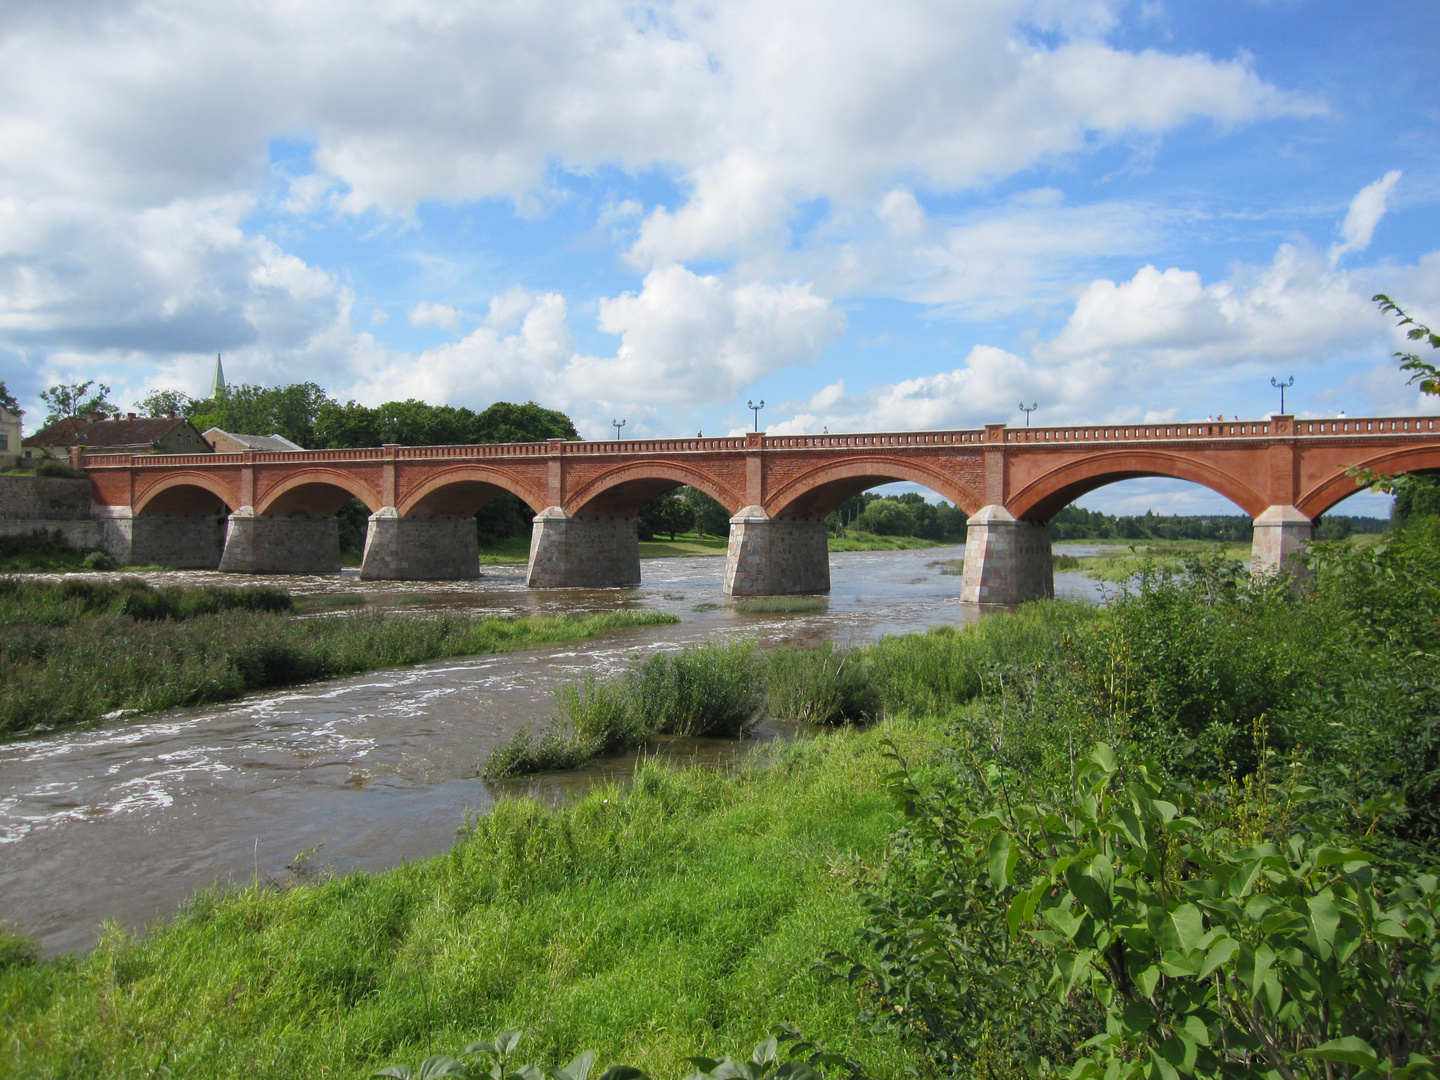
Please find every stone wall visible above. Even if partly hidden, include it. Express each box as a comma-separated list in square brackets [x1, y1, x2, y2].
[0, 475, 103, 549]
[723, 508, 830, 595]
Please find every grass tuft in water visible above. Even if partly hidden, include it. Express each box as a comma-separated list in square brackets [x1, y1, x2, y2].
[732, 596, 827, 614]
[485, 641, 764, 778]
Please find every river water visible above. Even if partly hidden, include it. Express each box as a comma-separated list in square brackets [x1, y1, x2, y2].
[0, 546, 1105, 955]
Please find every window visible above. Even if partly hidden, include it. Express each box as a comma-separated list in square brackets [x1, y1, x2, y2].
[0, 434, 7, 450]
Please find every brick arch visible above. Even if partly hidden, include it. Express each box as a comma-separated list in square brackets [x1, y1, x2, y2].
[399, 465, 549, 519]
[564, 460, 744, 519]
[763, 457, 983, 520]
[255, 469, 383, 517]
[134, 472, 238, 516]
[1007, 451, 1267, 521]
[1298, 445, 1440, 519]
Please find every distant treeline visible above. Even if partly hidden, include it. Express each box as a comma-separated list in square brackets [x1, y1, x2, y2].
[1051, 504, 1388, 543]
[827, 492, 968, 541]
[139, 382, 579, 451]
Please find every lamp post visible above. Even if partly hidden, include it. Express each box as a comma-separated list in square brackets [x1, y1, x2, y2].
[1019, 402, 1037, 427]
[748, 399, 765, 432]
[1270, 376, 1294, 415]
[612, 418, 626, 440]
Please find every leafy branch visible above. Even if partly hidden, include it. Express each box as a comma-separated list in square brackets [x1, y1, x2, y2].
[1374, 294, 1440, 397]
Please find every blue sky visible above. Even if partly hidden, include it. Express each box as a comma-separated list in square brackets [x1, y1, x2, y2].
[2, 0, 1436, 517]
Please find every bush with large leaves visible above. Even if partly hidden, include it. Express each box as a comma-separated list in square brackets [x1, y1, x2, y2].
[841, 741, 1440, 1079]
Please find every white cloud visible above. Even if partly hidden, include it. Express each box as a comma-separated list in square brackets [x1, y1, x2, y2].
[343, 267, 843, 434]
[408, 302, 464, 329]
[0, 1, 1318, 222]
[1331, 169, 1402, 264]
[570, 263, 845, 404]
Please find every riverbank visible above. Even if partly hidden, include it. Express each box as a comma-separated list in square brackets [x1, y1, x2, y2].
[3, 519, 1437, 1078]
[0, 718, 937, 1080]
[0, 579, 676, 737]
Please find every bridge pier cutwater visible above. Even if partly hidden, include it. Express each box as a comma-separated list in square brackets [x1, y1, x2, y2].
[1250, 505, 1314, 576]
[526, 507, 642, 588]
[359, 508, 480, 581]
[723, 507, 830, 596]
[73, 416, 1439, 593]
[218, 507, 342, 575]
[959, 505, 1055, 604]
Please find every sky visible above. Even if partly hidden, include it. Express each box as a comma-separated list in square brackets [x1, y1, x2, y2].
[1, 0, 1437, 517]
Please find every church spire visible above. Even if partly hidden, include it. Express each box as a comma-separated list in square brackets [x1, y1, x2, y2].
[211, 353, 226, 398]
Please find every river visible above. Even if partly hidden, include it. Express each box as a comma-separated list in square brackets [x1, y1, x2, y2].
[0, 546, 1105, 955]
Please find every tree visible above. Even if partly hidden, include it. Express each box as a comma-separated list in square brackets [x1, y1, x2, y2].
[1352, 297, 1440, 516]
[314, 399, 383, 449]
[135, 388, 200, 417]
[679, 486, 731, 537]
[854, 498, 916, 536]
[190, 382, 329, 448]
[0, 380, 21, 417]
[39, 380, 118, 425]
[473, 401, 579, 443]
[638, 492, 693, 540]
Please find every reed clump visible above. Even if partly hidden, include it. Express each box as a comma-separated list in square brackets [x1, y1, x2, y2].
[764, 642, 878, 724]
[485, 641, 763, 778]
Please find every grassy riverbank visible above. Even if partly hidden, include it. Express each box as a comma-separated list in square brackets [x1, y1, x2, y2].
[0, 579, 675, 737]
[0, 720, 935, 1080]
[4, 520, 1437, 1079]
[827, 530, 946, 552]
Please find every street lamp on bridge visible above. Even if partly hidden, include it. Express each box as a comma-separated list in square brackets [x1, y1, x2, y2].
[748, 399, 765, 432]
[612, 418, 626, 440]
[1019, 402, 1038, 427]
[1270, 376, 1294, 415]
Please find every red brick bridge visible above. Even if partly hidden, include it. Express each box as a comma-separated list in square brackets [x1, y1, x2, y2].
[79, 414, 1440, 602]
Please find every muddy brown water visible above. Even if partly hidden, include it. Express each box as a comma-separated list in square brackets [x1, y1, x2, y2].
[0, 547, 1106, 955]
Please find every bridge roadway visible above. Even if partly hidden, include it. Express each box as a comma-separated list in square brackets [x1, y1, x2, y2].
[77, 415, 1440, 603]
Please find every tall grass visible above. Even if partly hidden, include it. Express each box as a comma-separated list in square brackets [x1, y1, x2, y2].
[0, 576, 293, 628]
[0, 604, 677, 737]
[864, 600, 1096, 717]
[0, 530, 107, 572]
[764, 643, 878, 724]
[0, 721, 936, 1080]
[628, 640, 761, 737]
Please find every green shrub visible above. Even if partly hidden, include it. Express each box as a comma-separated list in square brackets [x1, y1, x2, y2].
[764, 643, 877, 724]
[81, 550, 118, 570]
[628, 640, 762, 737]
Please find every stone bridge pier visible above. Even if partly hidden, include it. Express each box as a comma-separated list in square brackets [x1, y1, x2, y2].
[525, 507, 642, 588]
[219, 507, 342, 574]
[723, 508, 830, 596]
[95, 506, 227, 569]
[359, 509, 479, 581]
[1250, 505, 1313, 576]
[959, 505, 1054, 605]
